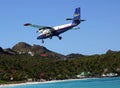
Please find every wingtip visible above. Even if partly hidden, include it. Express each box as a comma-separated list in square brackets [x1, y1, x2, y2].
[24, 23, 31, 26]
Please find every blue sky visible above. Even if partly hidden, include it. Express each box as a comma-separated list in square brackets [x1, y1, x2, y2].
[0, 0, 120, 55]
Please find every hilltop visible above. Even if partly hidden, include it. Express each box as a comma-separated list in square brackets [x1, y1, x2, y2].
[0, 42, 87, 60]
[0, 42, 65, 59]
[0, 42, 120, 60]
[0, 42, 119, 60]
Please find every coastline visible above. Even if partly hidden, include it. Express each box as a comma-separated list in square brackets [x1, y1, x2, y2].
[0, 77, 119, 88]
[0, 78, 90, 88]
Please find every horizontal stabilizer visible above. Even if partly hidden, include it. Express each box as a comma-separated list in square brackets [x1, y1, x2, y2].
[24, 23, 32, 26]
[66, 18, 73, 20]
[80, 19, 86, 22]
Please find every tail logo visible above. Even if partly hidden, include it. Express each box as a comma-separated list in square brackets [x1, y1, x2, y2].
[74, 14, 80, 17]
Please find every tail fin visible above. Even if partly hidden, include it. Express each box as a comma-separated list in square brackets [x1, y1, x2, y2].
[72, 7, 80, 24]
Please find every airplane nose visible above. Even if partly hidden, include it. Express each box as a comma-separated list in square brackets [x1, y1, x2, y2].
[37, 35, 45, 40]
[37, 36, 41, 39]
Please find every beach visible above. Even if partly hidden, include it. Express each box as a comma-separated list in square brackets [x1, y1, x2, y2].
[1, 77, 120, 88]
[0, 78, 88, 88]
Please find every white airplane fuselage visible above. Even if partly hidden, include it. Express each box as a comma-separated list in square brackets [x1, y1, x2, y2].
[37, 23, 77, 39]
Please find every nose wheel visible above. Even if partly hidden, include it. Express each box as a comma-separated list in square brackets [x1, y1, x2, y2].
[49, 36, 52, 39]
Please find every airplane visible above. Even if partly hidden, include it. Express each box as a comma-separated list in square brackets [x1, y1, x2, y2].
[24, 7, 85, 43]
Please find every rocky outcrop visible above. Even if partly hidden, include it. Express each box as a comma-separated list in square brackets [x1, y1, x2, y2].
[12, 42, 65, 59]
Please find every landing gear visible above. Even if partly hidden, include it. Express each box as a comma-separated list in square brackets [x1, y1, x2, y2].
[49, 36, 52, 39]
[41, 39, 44, 43]
[57, 36, 62, 40]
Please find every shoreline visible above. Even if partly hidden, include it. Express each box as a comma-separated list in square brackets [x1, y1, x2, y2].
[0, 77, 119, 88]
[0, 78, 90, 88]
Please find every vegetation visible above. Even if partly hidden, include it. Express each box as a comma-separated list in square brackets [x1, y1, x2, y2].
[0, 51, 120, 84]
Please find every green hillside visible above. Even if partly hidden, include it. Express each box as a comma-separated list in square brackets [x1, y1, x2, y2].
[0, 49, 120, 84]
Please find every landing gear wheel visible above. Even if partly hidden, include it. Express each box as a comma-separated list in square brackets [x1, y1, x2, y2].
[41, 39, 44, 43]
[50, 36, 52, 39]
[59, 36, 62, 40]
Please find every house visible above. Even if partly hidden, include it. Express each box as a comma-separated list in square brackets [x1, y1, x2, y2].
[101, 73, 118, 77]
[28, 51, 34, 56]
[40, 54, 47, 57]
[77, 72, 91, 78]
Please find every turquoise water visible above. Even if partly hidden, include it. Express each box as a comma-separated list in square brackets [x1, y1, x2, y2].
[7, 77, 120, 88]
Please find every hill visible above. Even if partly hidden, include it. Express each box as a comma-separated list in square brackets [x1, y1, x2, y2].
[0, 47, 4, 54]
[0, 42, 65, 59]
[66, 53, 85, 59]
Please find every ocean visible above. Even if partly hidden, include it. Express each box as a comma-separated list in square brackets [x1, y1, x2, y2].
[5, 77, 120, 88]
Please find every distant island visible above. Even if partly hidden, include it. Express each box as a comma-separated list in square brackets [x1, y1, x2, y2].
[0, 42, 120, 84]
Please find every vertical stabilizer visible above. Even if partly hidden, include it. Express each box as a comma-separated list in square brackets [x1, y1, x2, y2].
[72, 7, 80, 24]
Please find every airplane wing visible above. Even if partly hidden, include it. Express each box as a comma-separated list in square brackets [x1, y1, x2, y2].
[24, 23, 53, 30]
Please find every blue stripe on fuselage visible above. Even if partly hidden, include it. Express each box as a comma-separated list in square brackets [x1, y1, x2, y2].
[55, 24, 76, 35]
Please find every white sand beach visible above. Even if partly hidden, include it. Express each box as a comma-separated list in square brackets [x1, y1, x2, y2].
[0, 78, 89, 88]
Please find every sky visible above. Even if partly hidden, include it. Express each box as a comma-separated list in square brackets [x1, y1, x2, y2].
[0, 0, 120, 55]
